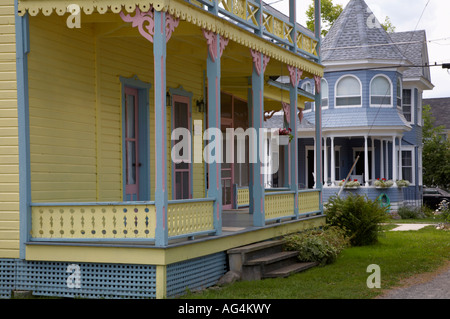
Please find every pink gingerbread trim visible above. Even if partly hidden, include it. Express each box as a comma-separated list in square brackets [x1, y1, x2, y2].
[202, 29, 229, 62]
[250, 49, 270, 76]
[314, 75, 322, 94]
[287, 65, 303, 88]
[120, 7, 179, 43]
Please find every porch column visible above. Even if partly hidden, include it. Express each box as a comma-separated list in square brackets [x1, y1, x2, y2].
[385, 139, 389, 179]
[249, 50, 268, 227]
[364, 135, 369, 186]
[371, 137, 375, 184]
[398, 138, 403, 180]
[204, 30, 227, 235]
[392, 136, 398, 182]
[380, 139, 384, 179]
[288, 65, 301, 217]
[323, 137, 328, 187]
[154, 10, 169, 246]
[330, 136, 335, 186]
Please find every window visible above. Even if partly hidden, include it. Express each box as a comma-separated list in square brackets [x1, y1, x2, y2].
[302, 81, 313, 111]
[402, 89, 412, 122]
[321, 79, 329, 108]
[397, 79, 402, 108]
[401, 150, 413, 183]
[370, 75, 392, 106]
[336, 76, 361, 107]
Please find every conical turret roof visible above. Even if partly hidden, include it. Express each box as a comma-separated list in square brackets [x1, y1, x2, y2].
[322, 0, 411, 66]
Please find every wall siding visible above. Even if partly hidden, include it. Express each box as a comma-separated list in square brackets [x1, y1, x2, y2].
[27, 15, 206, 203]
[28, 15, 97, 202]
[0, 0, 19, 258]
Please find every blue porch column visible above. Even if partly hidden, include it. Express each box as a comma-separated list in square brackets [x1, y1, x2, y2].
[289, 67, 300, 218]
[154, 10, 169, 246]
[205, 31, 223, 236]
[249, 50, 267, 227]
[314, 0, 323, 212]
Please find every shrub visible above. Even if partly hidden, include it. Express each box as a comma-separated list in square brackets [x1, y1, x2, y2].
[324, 194, 389, 246]
[284, 227, 349, 266]
[397, 206, 425, 219]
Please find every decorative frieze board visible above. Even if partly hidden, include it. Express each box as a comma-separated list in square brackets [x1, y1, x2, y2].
[18, 0, 324, 77]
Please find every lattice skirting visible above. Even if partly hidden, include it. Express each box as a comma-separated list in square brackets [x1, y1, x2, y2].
[0, 252, 228, 299]
[166, 252, 228, 297]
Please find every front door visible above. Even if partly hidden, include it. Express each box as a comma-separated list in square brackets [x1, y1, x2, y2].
[221, 121, 234, 209]
[173, 95, 191, 199]
[124, 87, 140, 200]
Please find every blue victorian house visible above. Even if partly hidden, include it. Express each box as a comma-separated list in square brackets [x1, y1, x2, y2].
[267, 0, 433, 212]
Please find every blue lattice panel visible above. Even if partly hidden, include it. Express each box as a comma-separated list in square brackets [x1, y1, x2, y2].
[166, 252, 227, 298]
[0, 259, 156, 299]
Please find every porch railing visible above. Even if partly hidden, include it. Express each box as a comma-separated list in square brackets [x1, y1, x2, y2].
[30, 198, 216, 243]
[264, 191, 296, 222]
[185, 0, 320, 61]
[233, 185, 322, 221]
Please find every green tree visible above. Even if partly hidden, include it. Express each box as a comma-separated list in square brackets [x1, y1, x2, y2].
[422, 104, 450, 189]
[382, 16, 396, 33]
[306, 0, 343, 37]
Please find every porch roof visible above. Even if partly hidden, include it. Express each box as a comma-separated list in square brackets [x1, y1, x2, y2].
[18, 0, 324, 78]
[303, 107, 412, 130]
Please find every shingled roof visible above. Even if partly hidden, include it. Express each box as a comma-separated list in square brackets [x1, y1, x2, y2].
[390, 30, 432, 82]
[322, 0, 411, 65]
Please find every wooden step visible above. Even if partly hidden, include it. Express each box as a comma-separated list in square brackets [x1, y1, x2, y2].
[245, 251, 299, 266]
[263, 262, 319, 279]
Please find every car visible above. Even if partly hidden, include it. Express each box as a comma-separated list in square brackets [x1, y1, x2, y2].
[423, 187, 450, 209]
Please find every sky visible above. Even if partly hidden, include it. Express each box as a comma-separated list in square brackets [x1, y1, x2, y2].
[270, 0, 450, 99]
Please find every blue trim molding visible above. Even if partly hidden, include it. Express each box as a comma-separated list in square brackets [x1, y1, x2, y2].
[15, 0, 31, 259]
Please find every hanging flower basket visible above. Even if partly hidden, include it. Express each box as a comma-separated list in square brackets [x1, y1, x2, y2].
[278, 128, 293, 145]
[374, 178, 394, 188]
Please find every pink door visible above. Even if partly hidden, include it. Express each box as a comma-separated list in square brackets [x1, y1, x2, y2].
[221, 121, 234, 209]
[172, 96, 191, 200]
[125, 87, 139, 200]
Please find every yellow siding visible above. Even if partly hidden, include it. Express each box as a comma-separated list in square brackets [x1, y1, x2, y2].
[28, 15, 97, 202]
[0, 0, 19, 258]
[28, 14, 206, 203]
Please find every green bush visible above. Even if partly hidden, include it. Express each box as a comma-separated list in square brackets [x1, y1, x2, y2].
[324, 194, 389, 246]
[284, 227, 349, 266]
[397, 206, 426, 219]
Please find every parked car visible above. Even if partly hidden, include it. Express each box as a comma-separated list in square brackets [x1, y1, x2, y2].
[423, 187, 450, 209]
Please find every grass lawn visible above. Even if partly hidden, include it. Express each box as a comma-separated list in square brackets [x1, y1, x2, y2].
[182, 224, 449, 299]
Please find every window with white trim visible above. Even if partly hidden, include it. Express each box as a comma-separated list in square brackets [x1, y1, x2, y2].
[302, 81, 313, 111]
[321, 79, 329, 108]
[370, 75, 392, 106]
[401, 148, 414, 184]
[397, 78, 402, 108]
[402, 89, 412, 122]
[336, 76, 361, 107]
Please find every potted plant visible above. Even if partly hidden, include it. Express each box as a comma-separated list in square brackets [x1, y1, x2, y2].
[278, 127, 293, 145]
[396, 179, 410, 188]
[338, 179, 360, 189]
[374, 178, 394, 188]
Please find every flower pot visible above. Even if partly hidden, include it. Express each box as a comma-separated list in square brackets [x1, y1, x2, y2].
[279, 135, 290, 145]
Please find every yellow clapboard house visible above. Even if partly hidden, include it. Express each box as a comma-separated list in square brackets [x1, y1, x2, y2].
[0, 0, 324, 298]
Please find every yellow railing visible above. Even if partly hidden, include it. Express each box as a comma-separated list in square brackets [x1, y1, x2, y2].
[264, 191, 295, 221]
[298, 190, 320, 215]
[31, 202, 157, 240]
[167, 199, 215, 238]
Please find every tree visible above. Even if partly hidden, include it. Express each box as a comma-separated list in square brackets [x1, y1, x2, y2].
[306, 0, 343, 37]
[306, 0, 396, 36]
[422, 104, 450, 189]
